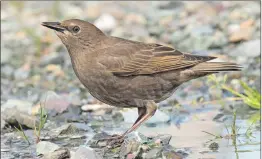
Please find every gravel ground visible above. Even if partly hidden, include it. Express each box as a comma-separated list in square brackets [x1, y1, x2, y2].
[1, 1, 260, 159]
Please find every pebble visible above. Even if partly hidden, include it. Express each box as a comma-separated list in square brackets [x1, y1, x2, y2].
[40, 91, 71, 113]
[144, 147, 163, 159]
[1, 99, 33, 114]
[1, 47, 12, 64]
[40, 52, 64, 67]
[36, 141, 60, 156]
[94, 13, 117, 32]
[125, 13, 147, 25]
[40, 148, 70, 159]
[2, 108, 39, 129]
[229, 39, 260, 57]
[71, 146, 102, 159]
[81, 104, 112, 112]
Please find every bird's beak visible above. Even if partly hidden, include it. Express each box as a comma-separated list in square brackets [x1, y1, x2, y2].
[41, 22, 65, 32]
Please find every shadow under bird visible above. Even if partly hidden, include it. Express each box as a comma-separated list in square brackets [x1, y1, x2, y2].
[42, 19, 241, 145]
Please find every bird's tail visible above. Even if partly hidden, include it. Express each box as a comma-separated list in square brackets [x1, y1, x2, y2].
[191, 62, 242, 73]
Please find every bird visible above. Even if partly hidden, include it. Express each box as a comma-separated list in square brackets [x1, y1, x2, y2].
[42, 19, 241, 145]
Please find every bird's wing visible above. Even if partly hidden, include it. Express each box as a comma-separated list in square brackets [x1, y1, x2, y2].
[97, 42, 216, 76]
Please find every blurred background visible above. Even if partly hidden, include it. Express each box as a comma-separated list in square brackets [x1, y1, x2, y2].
[1, 1, 261, 159]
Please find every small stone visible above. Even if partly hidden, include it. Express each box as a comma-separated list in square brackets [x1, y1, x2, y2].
[40, 91, 70, 113]
[1, 65, 14, 77]
[87, 132, 111, 148]
[229, 27, 253, 42]
[71, 146, 101, 159]
[45, 64, 64, 77]
[145, 147, 163, 159]
[14, 65, 30, 80]
[112, 112, 124, 123]
[1, 47, 12, 64]
[42, 123, 85, 140]
[40, 52, 64, 67]
[86, 4, 102, 20]
[1, 117, 6, 129]
[81, 104, 112, 112]
[209, 142, 219, 151]
[41, 148, 70, 159]
[229, 39, 260, 57]
[94, 13, 117, 32]
[1, 99, 33, 114]
[126, 153, 136, 159]
[125, 13, 147, 25]
[37, 141, 60, 156]
[152, 134, 172, 145]
[191, 25, 214, 36]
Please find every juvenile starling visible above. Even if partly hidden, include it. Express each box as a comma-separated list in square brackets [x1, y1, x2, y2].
[42, 19, 241, 144]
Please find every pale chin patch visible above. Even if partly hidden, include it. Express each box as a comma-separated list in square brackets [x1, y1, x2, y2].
[55, 31, 69, 40]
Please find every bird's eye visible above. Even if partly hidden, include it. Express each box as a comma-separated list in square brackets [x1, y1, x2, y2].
[72, 26, 80, 33]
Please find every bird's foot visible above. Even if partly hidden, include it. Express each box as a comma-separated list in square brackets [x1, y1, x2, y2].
[97, 134, 125, 148]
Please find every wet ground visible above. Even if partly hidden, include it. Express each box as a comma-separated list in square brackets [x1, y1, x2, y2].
[1, 1, 261, 159]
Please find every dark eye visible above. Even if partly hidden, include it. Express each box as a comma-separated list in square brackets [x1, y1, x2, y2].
[72, 26, 80, 33]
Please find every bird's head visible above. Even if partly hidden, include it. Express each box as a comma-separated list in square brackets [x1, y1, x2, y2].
[42, 19, 105, 50]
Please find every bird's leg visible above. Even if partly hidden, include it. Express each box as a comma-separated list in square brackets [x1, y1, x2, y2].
[97, 107, 147, 141]
[121, 100, 157, 137]
[96, 101, 157, 148]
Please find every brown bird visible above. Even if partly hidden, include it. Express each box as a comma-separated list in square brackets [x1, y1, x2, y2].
[42, 19, 241, 144]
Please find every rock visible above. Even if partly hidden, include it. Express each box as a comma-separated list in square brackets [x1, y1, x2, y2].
[68, 93, 82, 106]
[191, 25, 214, 36]
[94, 13, 117, 32]
[227, 24, 240, 35]
[229, 39, 260, 57]
[162, 150, 183, 159]
[178, 35, 214, 51]
[151, 134, 172, 146]
[2, 108, 39, 129]
[127, 25, 149, 38]
[144, 147, 163, 159]
[110, 27, 126, 37]
[119, 135, 141, 158]
[121, 109, 170, 125]
[86, 4, 102, 20]
[171, 30, 189, 45]
[40, 52, 64, 67]
[71, 146, 102, 159]
[125, 13, 147, 25]
[209, 142, 219, 151]
[112, 112, 124, 123]
[148, 26, 164, 37]
[36, 141, 60, 156]
[45, 64, 65, 77]
[63, 5, 83, 18]
[157, 1, 184, 10]
[210, 31, 228, 48]
[1, 47, 12, 64]
[40, 148, 70, 159]
[41, 123, 86, 140]
[1, 117, 6, 129]
[81, 104, 112, 112]
[1, 99, 33, 114]
[1, 65, 14, 77]
[40, 91, 70, 113]
[87, 132, 111, 148]
[229, 27, 253, 42]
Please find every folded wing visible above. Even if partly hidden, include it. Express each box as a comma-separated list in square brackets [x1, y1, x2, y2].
[98, 42, 216, 76]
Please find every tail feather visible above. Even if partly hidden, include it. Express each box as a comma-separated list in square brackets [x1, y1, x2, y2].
[191, 62, 242, 73]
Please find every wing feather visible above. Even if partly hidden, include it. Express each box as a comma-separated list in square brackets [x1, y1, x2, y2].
[97, 42, 216, 76]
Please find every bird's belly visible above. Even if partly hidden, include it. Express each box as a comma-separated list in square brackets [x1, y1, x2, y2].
[81, 72, 176, 107]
